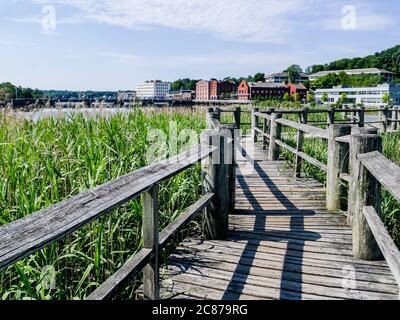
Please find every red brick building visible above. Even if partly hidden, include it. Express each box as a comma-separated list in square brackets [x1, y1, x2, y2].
[196, 79, 237, 100]
[237, 81, 289, 100]
[287, 83, 307, 101]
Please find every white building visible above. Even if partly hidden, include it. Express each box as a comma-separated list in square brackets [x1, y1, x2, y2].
[315, 84, 400, 106]
[117, 90, 136, 101]
[309, 68, 395, 83]
[136, 80, 171, 99]
[265, 72, 309, 84]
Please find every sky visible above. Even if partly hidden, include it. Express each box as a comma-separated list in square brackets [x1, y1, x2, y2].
[0, 0, 399, 91]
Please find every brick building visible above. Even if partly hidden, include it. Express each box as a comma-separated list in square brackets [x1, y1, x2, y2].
[196, 79, 237, 100]
[287, 83, 308, 101]
[237, 81, 289, 100]
[195, 80, 210, 101]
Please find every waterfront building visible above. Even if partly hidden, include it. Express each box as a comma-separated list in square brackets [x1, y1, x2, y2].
[136, 80, 171, 99]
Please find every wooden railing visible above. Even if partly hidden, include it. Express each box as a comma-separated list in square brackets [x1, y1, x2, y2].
[250, 105, 400, 296]
[0, 111, 239, 300]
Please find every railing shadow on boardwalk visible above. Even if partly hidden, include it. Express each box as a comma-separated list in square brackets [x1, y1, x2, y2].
[220, 144, 321, 299]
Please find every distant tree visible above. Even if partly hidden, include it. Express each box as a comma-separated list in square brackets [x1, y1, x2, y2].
[283, 92, 290, 102]
[253, 73, 265, 82]
[171, 79, 184, 91]
[285, 65, 303, 83]
[306, 92, 315, 103]
[338, 93, 348, 105]
[382, 92, 391, 105]
[321, 92, 328, 104]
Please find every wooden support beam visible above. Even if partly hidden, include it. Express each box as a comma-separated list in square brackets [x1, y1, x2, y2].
[142, 185, 159, 300]
[294, 107, 308, 177]
[326, 125, 351, 211]
[234, 107, 241, 130]
[349, 134, 383, 261]
[268, 113, 282, 161]
[251, 107, 260, 143]
[356, 106, 365, 127]
[202, 131, 229, 240]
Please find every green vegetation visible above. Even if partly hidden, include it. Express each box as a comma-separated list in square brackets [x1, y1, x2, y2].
[307, 44, 400, 75]
[0, 108, 205, 300]
[285, 64, 303, 83]
[171, 78, 199, 91]
[311, 72, 387, 89]
[0, 83, 43, 101]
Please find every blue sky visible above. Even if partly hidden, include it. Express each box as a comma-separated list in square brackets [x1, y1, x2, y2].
[0, 0, 398, 91]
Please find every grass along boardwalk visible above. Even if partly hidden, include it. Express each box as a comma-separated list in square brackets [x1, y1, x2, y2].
[1, 106, 400, 300]
[159, 137, 399, 300]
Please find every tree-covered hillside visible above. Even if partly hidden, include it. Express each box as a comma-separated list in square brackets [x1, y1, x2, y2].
[307, 45, 400, 75]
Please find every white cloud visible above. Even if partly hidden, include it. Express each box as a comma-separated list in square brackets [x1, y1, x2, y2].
[29, 0, 311, 43]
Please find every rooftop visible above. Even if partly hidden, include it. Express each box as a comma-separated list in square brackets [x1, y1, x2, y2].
[310, 68, 395, 77]
[266, 72, 309, 78]
[248, 82, 288, 88]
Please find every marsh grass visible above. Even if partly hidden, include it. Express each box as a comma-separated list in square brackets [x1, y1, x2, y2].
[0, 108, 205, 300]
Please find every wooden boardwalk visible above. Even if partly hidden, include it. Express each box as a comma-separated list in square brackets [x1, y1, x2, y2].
[160, 137, 399, 300]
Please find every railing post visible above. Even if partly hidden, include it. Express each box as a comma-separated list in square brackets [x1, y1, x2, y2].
[142, 185, 159, 300]
[294, 107, 308, 177]
[268, 113, 282, 161]
[202, 131, 229, 240]
[396, 106, 400, 131]
[223, 125, 236, 216]
[234, 107, 241, 130]
[326, 125, 351, 211]
[381, 106, 389, 133]
[327, 106, 335, 125]
[389, 107, 396, 131]
[262, 116, 268, 150]
[349, 134, 383, 260]
[206, 107, 214, 130]
[356, 106, 365, 127]
[251, 107, 259, 142]
[213, 107, 221, 122]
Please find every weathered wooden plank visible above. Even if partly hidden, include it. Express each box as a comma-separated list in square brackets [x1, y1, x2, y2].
[350, 135, 382, 260]
[275, 118, 329, 139]
[159, 193, 214, 246]
[363, 206, 400, 287]
[169, 251, 398, 295]
[86, 248, 153, 300]
[142, 185, 160, 300]
[358, 151, 400, 203]
[181, 239, 394, 276]
[274, 139, 327, 172]
[0, 144, 215, 271]
[86, 193, 214, 300]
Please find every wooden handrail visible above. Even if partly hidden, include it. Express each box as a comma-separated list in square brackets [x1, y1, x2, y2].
[275, 118, 329, 139]
[0, 144, 216, 271]
[363, 206, 400, 288]
[86, 192, 215, 300]
[358, 151, 400, 203]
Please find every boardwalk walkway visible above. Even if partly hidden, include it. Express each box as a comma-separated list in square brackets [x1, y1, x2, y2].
[159, 137, 399, 300]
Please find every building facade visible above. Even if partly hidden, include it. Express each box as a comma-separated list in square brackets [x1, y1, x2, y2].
[169, 90, 195, 101]
[136, 80, 171, 99]
[237, 81, 289, 100]
[195, 80, 210, 101]
[117, 91, 136, 101]
[287, 83, 307, 101]
[315, 84, 400, 106]
[265, 72, 309, 84]
[309, 68, 396, 83]
[196, 80, 237, 100]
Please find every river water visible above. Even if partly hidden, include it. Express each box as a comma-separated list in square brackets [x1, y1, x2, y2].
[6, 108, 135, 122]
